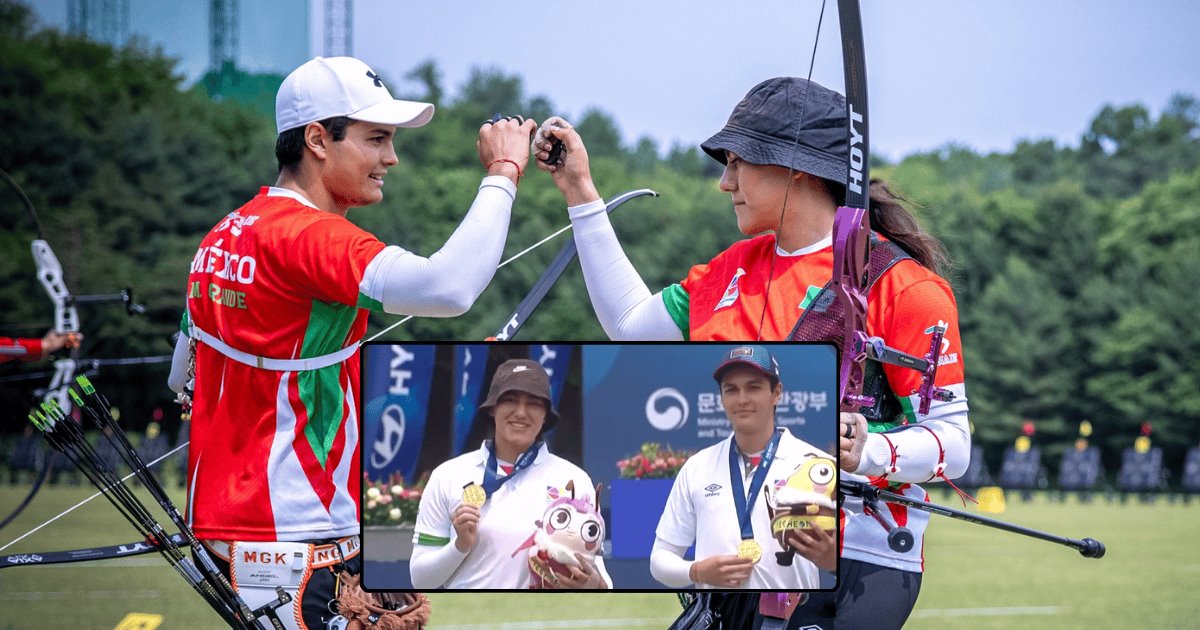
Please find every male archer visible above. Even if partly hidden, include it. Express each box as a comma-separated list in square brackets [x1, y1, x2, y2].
[650, 345, 837, 591]
[167, 55, 536, 628]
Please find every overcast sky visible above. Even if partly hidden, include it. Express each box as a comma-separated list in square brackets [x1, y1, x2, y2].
[28, 0, 1200, 161]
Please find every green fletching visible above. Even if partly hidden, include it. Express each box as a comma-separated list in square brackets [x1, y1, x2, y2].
[28, 413, 43, 430]
[77, 374, 95, 394]
[69, 389, 85, 406]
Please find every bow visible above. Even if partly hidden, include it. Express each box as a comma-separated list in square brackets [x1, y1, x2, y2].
[824, 0, 952, 416]
[30, 239, 81, 411]
[829, 0, 872, 413]
[0, 167, 81, 531]
[816, 1, 1100, 564]
[0, 167, 151, 533]
[757, 2, 867, 619]
[0, 167, 82, 411]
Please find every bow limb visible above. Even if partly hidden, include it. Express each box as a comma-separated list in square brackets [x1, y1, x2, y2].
[832, 0, 873, 412]
[0, 167, 83, 532]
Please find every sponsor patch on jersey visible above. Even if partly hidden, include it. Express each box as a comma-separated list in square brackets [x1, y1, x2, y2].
[714, 268, 746, 311]
[704, 483, 722, 497]
[797, 285, 827, 311]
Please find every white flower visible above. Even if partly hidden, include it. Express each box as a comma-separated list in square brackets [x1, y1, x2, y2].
[367, 487, 381, 499]
[367, 500, 377, 509]
[389, 508, 401, 521]
[391, 485, 404, 495]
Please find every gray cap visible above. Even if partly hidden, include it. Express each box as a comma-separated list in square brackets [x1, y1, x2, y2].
[701, 77, 848, 186]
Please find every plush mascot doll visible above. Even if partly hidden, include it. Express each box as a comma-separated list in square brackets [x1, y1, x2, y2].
[511, 480, 605, 588]
[765, 456, 838, 566]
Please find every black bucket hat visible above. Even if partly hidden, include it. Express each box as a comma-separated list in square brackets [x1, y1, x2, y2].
[478, 359, 560, 432]
[701, 77, 849, 186]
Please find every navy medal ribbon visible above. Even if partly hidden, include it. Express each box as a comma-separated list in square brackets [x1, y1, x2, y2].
[481, 440, 541, 497]
[728, 428, 781, 540]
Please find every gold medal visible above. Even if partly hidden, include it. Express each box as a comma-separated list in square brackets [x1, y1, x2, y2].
[737, 539, 762, 564]
[461, 482, 487, 507]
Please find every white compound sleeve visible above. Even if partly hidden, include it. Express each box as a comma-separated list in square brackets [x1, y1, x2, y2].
[567, 199, 683, 341]
[359, 176, 515, 317]
[649, 538, 695, 588]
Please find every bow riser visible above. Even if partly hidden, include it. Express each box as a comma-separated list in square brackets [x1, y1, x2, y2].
[831, 205, 873, 411]
[32, 239, 81, 412]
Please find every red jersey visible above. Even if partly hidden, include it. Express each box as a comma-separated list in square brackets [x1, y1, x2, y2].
[662, 233, 965, 413]
[184, 187, 386, 542]
[661, 233, 968, 572]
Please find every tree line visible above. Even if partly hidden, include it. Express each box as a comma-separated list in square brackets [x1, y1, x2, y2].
[1, 0, 1197, 482]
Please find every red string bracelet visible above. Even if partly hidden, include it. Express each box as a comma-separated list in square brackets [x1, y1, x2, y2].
[486, 158, 523, 182]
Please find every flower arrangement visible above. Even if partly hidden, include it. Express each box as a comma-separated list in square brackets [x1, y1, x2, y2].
[616, 442, 695, 479]
[362, 471, 426, 526]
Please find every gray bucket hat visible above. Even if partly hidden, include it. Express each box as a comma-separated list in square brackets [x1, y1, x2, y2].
[701, 77, 849, 186]
[478, 359, 560, 432]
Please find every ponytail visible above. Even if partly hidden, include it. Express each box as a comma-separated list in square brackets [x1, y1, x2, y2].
[825, 178, 949, 275]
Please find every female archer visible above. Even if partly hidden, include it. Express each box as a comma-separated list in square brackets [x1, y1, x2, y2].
[409, 359, 612, 590]
[535, 77, 971, 629]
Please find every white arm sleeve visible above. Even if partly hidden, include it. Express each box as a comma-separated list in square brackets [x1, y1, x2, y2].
[166, 332, 190, 394]
[408, 537, 470, 589]
[568, 199, 683, 341]
[408, 466, 471, 588]
[360, 176, 516, 317]
[650, 538, 694, 588]
[854, 384, 971, 481]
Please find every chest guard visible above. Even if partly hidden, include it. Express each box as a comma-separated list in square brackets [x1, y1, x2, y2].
[787, 234, 911, 424]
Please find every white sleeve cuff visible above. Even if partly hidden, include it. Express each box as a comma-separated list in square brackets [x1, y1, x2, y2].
[408, 536, 470, 589]
[479, 175, 517, 202]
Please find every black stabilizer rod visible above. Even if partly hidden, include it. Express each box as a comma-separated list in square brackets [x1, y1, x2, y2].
[840, 480, 1105, 559]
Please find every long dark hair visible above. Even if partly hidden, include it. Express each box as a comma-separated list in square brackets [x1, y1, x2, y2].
[826, 178, 949, 275]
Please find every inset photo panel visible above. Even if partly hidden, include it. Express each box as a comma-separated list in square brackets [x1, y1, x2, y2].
[359, 341, 838, 592]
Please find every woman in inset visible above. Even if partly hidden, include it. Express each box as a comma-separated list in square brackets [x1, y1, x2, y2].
[534, 77, 970, 628]
[409, 358, 612, 590]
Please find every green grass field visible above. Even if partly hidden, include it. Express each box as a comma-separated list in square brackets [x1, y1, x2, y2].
[1, 485, 1196, 629]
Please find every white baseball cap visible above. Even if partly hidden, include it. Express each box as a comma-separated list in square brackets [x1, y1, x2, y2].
[275, 56, 435, 134]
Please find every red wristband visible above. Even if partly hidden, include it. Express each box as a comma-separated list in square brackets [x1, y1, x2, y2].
[486, 158, 523, 182]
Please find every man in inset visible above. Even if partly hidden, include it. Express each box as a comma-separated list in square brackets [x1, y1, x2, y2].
[651, 345, 837, 597]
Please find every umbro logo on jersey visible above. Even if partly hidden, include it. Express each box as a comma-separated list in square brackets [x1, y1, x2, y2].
[714, 268, 746, 311]
[704, 483, 722, 497]
[366, 70, 384, 87]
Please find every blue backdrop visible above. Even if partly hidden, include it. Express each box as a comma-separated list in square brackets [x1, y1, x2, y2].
[362, 344, 437, 484]
[582, 343, 838, 485]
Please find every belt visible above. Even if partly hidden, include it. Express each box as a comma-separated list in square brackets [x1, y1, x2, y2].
[202, 535, 361, 569]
